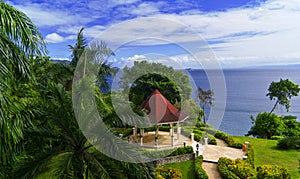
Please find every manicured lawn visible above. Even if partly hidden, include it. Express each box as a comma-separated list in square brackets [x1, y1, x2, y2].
[164, 160, 196, 179]
[233, 136, 300, 178]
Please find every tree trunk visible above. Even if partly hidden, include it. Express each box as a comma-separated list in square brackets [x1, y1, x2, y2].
[202, 106, 206, 124]
[270, 100, 279, 113]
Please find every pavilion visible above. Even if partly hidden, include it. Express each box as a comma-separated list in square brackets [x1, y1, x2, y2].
[132, 89, 189, 148]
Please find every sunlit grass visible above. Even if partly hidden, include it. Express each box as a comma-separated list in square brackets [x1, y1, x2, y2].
[164, 160, 196, 179]
[233, 136, 299, 178]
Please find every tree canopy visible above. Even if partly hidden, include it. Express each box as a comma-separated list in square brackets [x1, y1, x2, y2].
[121, 61, 192, 106]
[0, 0, 46, 166]
[267, 79, 300, 113]
[247, 112, 285, 139]
[198, 87, 214, 124]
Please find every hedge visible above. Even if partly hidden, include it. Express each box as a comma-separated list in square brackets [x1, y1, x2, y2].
[277, 136, 300, 150]
[218, 158, 240, 179]
[181, 127, 217, 145]
[195, 156, 208, 179]
[168, 146, 194, 157]
[214, 131, 243, 149]
[143, 146, 194, 159]
[155, 166, 182, 179]
[245, 144, 255, 168]
[111, 128, 133, 137]
[256, 165, 290, 179]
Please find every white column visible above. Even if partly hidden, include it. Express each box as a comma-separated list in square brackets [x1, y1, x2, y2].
[140, 128, 144, 146]
[177, 122, 181, 140]
[155, 125, 159, 146]
[171, 123, 174, 146]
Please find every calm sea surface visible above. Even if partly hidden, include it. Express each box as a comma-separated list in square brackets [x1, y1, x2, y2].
[187, 68, 300, 136]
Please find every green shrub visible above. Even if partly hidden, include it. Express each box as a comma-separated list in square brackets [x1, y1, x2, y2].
[155, 166, 183, 179]
[111, 128, 132, 137]
[247, 112, 285, 139]
[168, 146, 194, 157]
[256, 165, 290, 179]
[270, 135, 284, 140]
[159, 125, 171, 132]
[228, 159, 254, 178]
[182, 127, 216, 145]
[218, 157, 255, 179]
[198, 127, 216, 135]
[218, 158, 240, 179]
[195, 156, 208, 179]
[277, 136, 300, 149]
[245, 144, 255, 168]
[214, 131, 243, 149]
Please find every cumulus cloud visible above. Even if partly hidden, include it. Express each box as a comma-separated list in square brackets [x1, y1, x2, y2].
[11, 0, 300, 67]
[97, 0, 300, 68]
[127, 54, 147, 61]
[131, 2, 160, 16]
[45, 33, 65, 43]
[45, 33, 75, 43]
[11, 3, 90, 27]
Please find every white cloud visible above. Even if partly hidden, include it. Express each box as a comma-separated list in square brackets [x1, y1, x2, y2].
[51, 57, 70, 61]
[131, 2, 160, 16]
[45, 33, 75, 43]
[45, 33, 65, 43]
[97, 0, 300, 68]
[127, 54, 146, 61]
[111, 0, 140, 6]
[12, 3, 90, 27]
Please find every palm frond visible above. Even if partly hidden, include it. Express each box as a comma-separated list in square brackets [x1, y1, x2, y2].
[0, 1, 46, 55]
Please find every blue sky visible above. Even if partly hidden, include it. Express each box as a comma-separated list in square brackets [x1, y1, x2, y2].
[6, 0, 300, 68]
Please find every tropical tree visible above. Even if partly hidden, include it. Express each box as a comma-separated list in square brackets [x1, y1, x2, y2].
[69, 28, 116, 91]
[0, 0, 46, 168]
[198, 87, 214, 124]
[121, 61, 192, 106]
[69, 27, 87, 68]
[14, 84, 151, 178]
[247, 112, 285, 139]
[267, 79, 300, 113]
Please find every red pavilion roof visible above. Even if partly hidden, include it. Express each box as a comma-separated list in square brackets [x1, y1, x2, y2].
[140, 89, 189, 124]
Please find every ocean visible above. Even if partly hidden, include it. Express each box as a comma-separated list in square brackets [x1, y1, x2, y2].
[187, 68, 300, 136]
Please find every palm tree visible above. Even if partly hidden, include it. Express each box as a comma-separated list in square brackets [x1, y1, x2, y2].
[0, 0, 46, 167]
[14, 83, 151, 178]
[69, 28, 116, 91]
[68, 27, 87, 68]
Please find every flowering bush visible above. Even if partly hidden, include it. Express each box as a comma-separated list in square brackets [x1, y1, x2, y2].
[155, 166, 182, 179]
[256, 165, 290, 179]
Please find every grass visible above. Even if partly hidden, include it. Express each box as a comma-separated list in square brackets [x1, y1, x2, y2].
[164, 160, 196, 179]
[233, 136, 300, 178]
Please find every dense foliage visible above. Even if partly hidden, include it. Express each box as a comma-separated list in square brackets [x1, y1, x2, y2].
[218, 157, 255, 179]
[247, 112, 285, 139]
[267, 79, 300, 113]
[195, 156, 208, 179]
[181, 126, 217, 145]
[256, 165, 290, 179]
[214, 131, 243, 149]
[277, 136, 300, 150]
[121, 61, 192, 105]
[247, 112, 300, 141]
[155, 166, 182, 179]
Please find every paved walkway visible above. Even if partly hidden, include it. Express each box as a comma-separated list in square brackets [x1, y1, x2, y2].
[200, 139, 243, 179]
[131, 131, 243, 178]
[202, 162, 222, 179]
